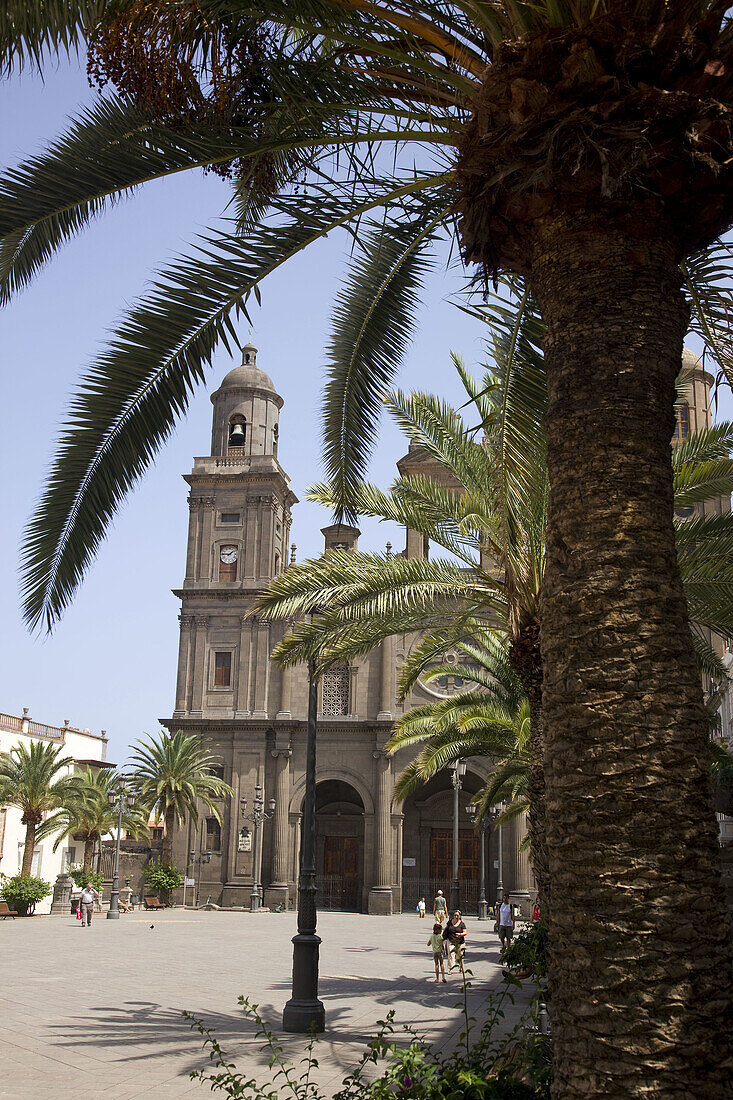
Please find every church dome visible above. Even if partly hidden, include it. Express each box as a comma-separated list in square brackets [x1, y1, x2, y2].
[681, 346, 703, 373]
[217, 343, 278, 395]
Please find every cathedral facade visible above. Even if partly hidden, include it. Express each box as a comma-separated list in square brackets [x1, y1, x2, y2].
[162, 344, 532, 914]
[163, 343, 730, 912]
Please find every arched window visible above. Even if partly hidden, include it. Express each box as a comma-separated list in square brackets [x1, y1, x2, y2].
[672, 403, 689, 440]
[228, 416, 246, 453]
[272, 423, 279, 456]
[321, 663, 350, 716]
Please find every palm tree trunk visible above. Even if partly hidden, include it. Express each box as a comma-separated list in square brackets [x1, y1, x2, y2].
[509, 623, 549, 916]
[83, 837, 95, 876]
[530, 211, 733, 1097]
[21, 820, 36, 877]
[162, 805, 176, 869]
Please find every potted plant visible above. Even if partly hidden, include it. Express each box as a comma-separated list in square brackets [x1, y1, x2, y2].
[0, 873, 52, 916]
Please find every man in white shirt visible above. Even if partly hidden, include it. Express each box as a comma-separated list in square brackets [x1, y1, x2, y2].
[79, 884, 99, 927]
[496, 892, 515, 951]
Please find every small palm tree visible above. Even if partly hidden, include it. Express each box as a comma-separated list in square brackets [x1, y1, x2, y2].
[0, 741, 78, 876]
[389, 631, 530, 815]
[129, 730, 232, 869]
[39, 766, 149, 875]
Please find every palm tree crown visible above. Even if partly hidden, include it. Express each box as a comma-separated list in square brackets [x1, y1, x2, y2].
[0, 740, 78, 876]
[129, 729, 232, 868]
[39, 766, 149, 874]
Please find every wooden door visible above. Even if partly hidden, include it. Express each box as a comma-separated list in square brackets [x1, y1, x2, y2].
[430, 830, 478, 884]
[323, 836, 360, 909]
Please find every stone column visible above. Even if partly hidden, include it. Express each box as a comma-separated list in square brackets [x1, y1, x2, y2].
[235, 615, 251, 718]
[50, 872, 73, 915]
[264, 746, 292, 910]
[197, 498, 215, 580]
[368, 749, 394, 914]
[173, 614, 194, 717]
[190, 615, 208, 716]
[243, 495, 259, 578]
[252, 621, 270, 718]
[511, 810, 533, 918]
[276, 632, 292, 719]
[186, 497, 201, 581]
[377, 636, 393, 720]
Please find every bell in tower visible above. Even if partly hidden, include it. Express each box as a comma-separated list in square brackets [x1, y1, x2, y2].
[209, 341, 284, 458]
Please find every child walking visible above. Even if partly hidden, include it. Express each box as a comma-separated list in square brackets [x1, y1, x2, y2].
[428, 922, 447, 982]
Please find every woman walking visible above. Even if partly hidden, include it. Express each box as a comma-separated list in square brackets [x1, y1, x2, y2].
[443, 910, 468, 971]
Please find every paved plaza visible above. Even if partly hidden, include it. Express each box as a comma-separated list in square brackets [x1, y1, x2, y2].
[0, 909, 534, 1099]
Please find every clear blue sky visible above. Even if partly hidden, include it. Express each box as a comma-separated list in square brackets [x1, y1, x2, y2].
[1, 58, 731, 768]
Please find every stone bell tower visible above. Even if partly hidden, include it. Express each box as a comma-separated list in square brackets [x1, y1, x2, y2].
[171, 343, 297, 721]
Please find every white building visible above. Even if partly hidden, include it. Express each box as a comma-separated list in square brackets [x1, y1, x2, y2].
[0, 710, 109, 913]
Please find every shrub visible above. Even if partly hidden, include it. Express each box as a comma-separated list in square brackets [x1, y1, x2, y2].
[502, 922, 548, 982]
[143, 859, 183, 894]
[69, 868, 103, 892]
[0, 873, 52, 915]
[185, 970, 550, 1098]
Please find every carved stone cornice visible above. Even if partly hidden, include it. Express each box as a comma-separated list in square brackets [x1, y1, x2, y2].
[179, 614, 194, 629]
[271, 747, 293, 759]
[195, 615, 209, 629]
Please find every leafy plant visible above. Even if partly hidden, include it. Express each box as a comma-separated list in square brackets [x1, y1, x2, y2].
[69, 868, 103, 892]
[502, 923, 548, 984]
[185, 972, 547, 1098]
[143, 859, 183, 894]
[0, 873, 52, 914]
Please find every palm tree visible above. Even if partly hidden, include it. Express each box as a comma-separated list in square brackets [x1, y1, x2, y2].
[129, 730, 232, 869]
[388, 631, 530, 815]
[257, 357, 733, 910]
[0, 741, 78, 876]
[3, 3, 733, 1092]
[38, 766, 149, 875]
[257, 342, 552, 899]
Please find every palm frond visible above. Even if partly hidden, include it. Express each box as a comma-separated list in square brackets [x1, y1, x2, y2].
[322, 198, 451, 520]
[0, 1, 103, 74]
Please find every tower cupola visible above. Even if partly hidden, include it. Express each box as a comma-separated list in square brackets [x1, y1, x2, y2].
[210, 342, 284, 457]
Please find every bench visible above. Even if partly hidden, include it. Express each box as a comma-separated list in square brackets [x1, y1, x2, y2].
[143, 896, 166, 910]
[0, 901, 18, 920]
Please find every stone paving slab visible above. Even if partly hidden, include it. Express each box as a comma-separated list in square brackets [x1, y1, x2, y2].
[0, 910, 535, 1099]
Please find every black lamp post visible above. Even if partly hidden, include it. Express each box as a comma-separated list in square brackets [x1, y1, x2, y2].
[283, 656, 325, 1033]
[241, 787, 276, 912]
[190, 846, 212, 908]
[467, 802, 491, 920]
[449, 759, 467, 913]
[106, 778, 135, 919]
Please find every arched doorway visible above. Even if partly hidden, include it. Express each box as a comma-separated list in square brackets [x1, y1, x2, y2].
[311, 780, 365, 911]
[400, 768, 485, 914]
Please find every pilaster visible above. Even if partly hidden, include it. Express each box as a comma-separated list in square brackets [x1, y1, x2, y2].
[190, 615, 209, 716]
[234, 615, 252, 718]
[368, 748, 394, 914]
[377, 636, 393, 720]
[173, 614, 194, 717]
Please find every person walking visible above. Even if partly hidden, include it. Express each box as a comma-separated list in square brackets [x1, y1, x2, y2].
[496, 892, 515, 952]
[417, 897, 426, 919]
[433, 890, 447, 925]
[428, 922, 447, 982]
[79, 883, 99, 927]
[443, 909, 468, 971]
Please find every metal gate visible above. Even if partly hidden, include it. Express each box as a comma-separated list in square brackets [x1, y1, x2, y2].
[316, 874, 359, 911]
[402, 877, 479, 916]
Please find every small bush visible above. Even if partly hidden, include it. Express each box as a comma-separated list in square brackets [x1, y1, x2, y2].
[185, 969, 550, 1098]
[69, 868, 103, 891]
[143, 859, 183, 894]
[0, 873, 52, 915]
[502, 922, 548, 981]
